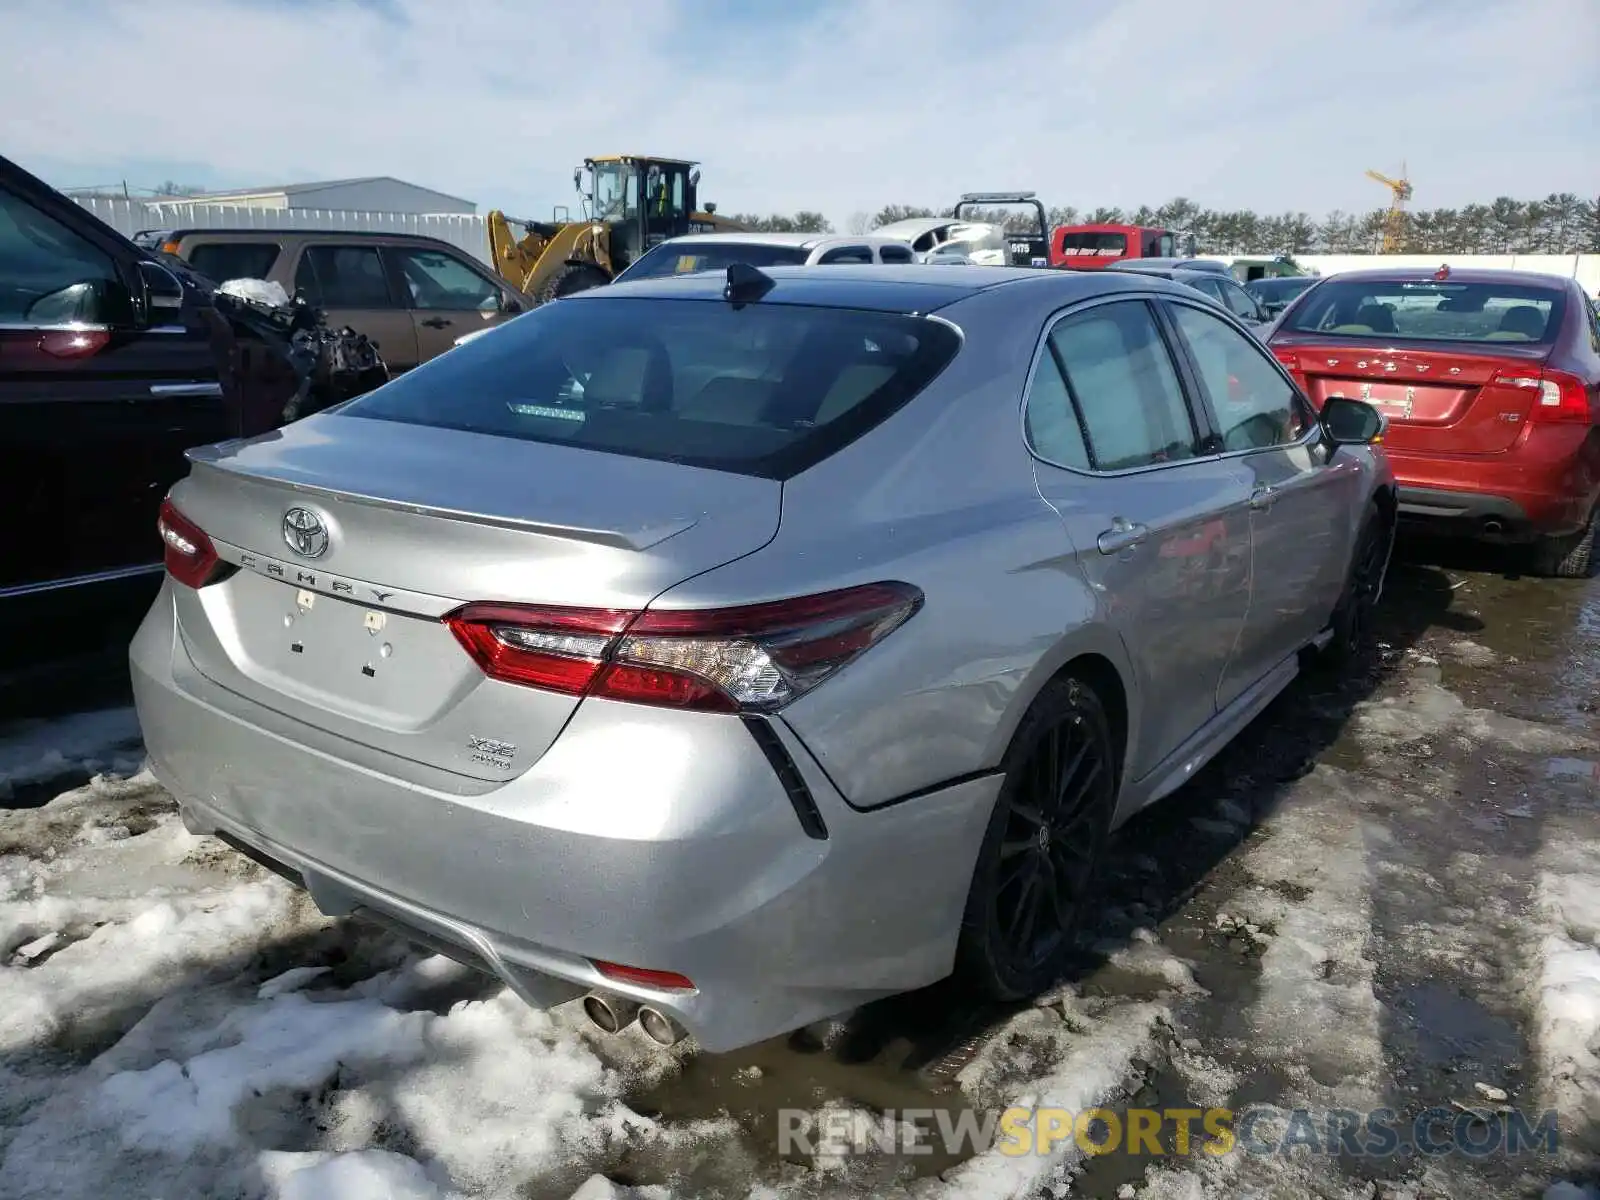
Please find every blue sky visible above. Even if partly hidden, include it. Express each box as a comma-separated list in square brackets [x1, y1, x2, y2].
[4, 0, 1596, 226]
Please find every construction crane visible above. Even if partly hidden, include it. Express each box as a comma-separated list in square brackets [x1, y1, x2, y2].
[1365, 164, 1413, 254]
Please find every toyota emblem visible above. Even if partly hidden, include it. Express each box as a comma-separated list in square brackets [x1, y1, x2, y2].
[282, 507, 329, 558]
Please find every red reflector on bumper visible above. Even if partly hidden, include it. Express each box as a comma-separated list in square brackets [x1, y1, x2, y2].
[592, 960, 697, 992]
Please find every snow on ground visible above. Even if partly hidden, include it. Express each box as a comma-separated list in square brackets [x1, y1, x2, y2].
[0, 766, 726, 1199]
[1532, 822, 1600, 1147]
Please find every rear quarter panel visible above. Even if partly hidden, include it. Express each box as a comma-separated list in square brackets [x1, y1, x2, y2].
[643, 286, 1138, 809]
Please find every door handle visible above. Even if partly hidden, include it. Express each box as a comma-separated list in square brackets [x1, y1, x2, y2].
[1097, 519, 1149, 555]
[150, 382, 223, 398]
[1249, 485, 1275, 511]
[420, 317, 453, 329]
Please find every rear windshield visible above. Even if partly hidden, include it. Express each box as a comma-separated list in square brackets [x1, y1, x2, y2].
[619, 241, 810, 281]
[1058, 232, 1128, 256]
[338, 296, 962, 479]
[185, 242, 282, 283]
[1281, 279, 1564, 343]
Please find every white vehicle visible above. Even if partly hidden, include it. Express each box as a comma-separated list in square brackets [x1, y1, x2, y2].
[874, 216, 1010, 265]
[613, 232, 919, 282]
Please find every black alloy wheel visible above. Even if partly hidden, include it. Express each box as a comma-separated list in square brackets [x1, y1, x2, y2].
[1321, 503, 1390, 669]
[956, 676, 1118, 1001]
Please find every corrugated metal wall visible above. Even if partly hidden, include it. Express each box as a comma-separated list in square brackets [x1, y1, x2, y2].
[73, 197, 492, 264]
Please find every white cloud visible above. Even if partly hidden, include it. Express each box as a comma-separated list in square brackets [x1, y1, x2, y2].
[3, 0, 1596, 225]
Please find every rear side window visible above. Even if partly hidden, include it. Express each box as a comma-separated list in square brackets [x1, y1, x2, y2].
[1282, 279, 1565, 344]
[1031, 300, 1198, 471]
[185, 242, 280, 283]
[339, 296, 962, 479]
[619, 241, 809, 281]
[296, 244, 397, 308]
[879, 244, 915, 264]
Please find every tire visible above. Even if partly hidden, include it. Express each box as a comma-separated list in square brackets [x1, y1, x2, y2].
[1318, 501, 1391, 671]
[537, 262, 610, 305]
[1529, 505, 1597, 579]
[954, 674, 1120, 1002]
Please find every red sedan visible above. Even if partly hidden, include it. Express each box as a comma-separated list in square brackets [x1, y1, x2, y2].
[1268, 266, 1600, 576]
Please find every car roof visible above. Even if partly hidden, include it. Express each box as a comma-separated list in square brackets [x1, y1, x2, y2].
[1312, 266, 1573, 289]
[582, 262, 1192, 314]
[1247, 275, 1316, 288]
[145, 228, 468, 248]
[872, 217, 959, 237]
[1109, 257, 1228, 274]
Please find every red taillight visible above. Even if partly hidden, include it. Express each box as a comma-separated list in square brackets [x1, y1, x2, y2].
[157, 497, 221, 588]
[1495, 368, 1592, 424]
[444, 603, 632, 694]
[591, 961, 697, 992]
[38, 329, 111, 359]
[443, 582, 923, 713]
[1270, 348, 1312, 399]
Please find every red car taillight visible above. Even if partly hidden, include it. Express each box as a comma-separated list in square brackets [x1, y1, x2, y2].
[1271, 348, 1312, 398]
[1494, 368, 1592, 424]
[443, 582, 923, 714]
[157, 497, 222, 588]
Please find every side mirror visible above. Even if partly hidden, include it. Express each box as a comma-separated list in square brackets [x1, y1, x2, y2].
[138, 260, 184, 320]
[1321, 396, 1385, 448]
[500, 294, 523, 314]
[24, 277, 136, 327]
[573, 167, 583, 192]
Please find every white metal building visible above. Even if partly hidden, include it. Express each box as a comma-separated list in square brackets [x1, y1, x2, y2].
[163, 176, 477, 215]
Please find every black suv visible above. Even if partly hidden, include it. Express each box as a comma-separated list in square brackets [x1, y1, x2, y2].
[1, 154, 298, 677]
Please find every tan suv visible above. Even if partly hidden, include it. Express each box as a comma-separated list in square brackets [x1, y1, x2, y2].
[133, 229, 531, 372]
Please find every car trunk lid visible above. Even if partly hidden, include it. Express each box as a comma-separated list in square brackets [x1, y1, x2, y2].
[167, 414, 780, 782]
[1271, 336, 1551, 454]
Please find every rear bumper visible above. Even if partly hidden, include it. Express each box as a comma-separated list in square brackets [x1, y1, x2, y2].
[1386, 439, 1597, 542]
[1395, 486, 1536, 541]
[130, 581, 998, 1053]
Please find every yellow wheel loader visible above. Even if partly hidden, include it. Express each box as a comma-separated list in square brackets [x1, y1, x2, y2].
[485, 156, 746, 304]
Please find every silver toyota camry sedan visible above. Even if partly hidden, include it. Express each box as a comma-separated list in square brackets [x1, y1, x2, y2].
[132, 264, 1395, 1053]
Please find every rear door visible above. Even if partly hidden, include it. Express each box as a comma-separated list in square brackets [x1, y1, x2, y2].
[1165, 298, 1354, 706]
[384, 242, 520, 362]
[1025, 297, 1253, 778]
[291, 241, 420, 371]
[0, 170, 232, 594]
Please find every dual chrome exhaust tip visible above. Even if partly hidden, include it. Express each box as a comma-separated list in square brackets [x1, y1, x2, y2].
[581, 990, 687, 1047]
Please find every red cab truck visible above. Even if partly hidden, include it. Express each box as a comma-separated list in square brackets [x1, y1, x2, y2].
[1050, 223, 1177, 269]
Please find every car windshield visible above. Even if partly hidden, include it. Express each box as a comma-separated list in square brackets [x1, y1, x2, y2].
[1059, 232, 1128, 256]
[1281, 279, 1564, 343]
[339, 295, 961, 479]
[619, 241, 810, 281]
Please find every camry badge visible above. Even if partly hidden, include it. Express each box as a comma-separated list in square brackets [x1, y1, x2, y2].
[282, 507, 329, 559]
